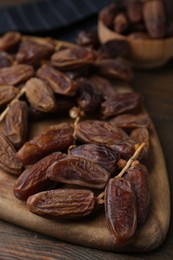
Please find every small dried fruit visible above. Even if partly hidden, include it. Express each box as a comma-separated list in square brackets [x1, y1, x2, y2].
[95, 58, 133, 82]
[73, 120, 129, 146]
[25, 77, 56, 112]
[109, 113, 150, 130]
[101, 92, 141, 118]
[27, 189, 95, 218]
[16, 40, 54, 67]
[113, 12, 129, 34]
[99, 3, 119, 27]
[47, 157, 110, 189]
[124, 163, 150, 225]
[143, 0, 166, 38]
[37, 65, 76, 96]
[0, 32, 21, 52]
[14, 152, 66, 200]
[16, 122, 74, 165]
[76, 29, 99, 49]
[98, 39, 129, 59]
[4, 100, 28, 148]
[69, 144, 119, 174]
[0, 85, 19, 108]
[127, 0, 143, 24]
[51, 46, 95, 70]
[0, 64, 34, 85]
[105, 177, 137, 245]
[0, 52, 13, 68]
[111, 140, 135, 160]
[0, 135, 23, 175]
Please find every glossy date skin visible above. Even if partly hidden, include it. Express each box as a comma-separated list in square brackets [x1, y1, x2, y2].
[16, 122, 74, 165]
[73, 120, 129, 146]
[69, 144, 119, 174]
[47, 157, 110, 189]
[105, 177, 137, 245]
[124, 163, 150, 225]
[14, 152, 67, 201]
[27, 189, 95, 219]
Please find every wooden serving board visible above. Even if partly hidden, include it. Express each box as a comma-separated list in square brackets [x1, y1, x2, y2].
[0, 67, 170, 252]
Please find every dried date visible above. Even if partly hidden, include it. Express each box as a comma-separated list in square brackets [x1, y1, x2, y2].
[0, 64, 34, 85]
[69, 144, 119, 174]
[99, 3, 119, 27]
[124, 163, 150, 225]
[113, 12, 129, 34]
[0, 135, 23, 175]
[73, 120, 129, 146]
[27, 189, 95, 218]
[47, 157, 110, 189]
[76, 29, 100, 49]
[25, 77, 56, 112]
[37, 65, 76, 96]
[0, 52, 13, 68]
[94, 58, 133, 82]
[4, 100, 28, 148]
[101, 92, 142, 118]
[0, 85, 19, 108]
[51, 46, 95, 70]
[16, 122, 74, 165]
[0, 32, 21, 52]
[105, 177, 137, 245]
[14, 152, 67, 200]
[111, 140, 135, 160]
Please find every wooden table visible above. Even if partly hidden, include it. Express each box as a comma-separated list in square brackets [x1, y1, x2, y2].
[0, 60, 172, 259]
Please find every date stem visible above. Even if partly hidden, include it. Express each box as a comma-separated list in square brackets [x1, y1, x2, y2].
[96, 142, 146, 205]
[0, 87, 26, 122]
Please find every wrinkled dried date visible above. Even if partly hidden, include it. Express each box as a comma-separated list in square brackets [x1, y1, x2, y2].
[4, 100, 28, 148]
[95, 58, 133, 82]
[27, 189, 95, 218]
[16, 39, 54, 67]
[124, 163, 150, 225]
[47, 157, 110, 189]
[73, 120, 129, 146]
[25, 77, 56, 112]
[0, 52, 13, 68]
[69, 144, 119, 174]
[113, 12, 129, 34]
[51, 46, 95, 70]
[0, 135, 23, 175]
[16, 122, 74, 165]
[109, 113, 150, 130]
[105, 177, 137, 245]
[99, 3, 119, 27]
[101, 92, 142, 118]
[0, 32, 21, 52]
[111, 140, 135, 160]
[0, 64, 34, 85]
[37, 65, 76, 96]
[14, 152, 67, 200]
[0, 85, 19, 108]
[76, 29, 99, 49]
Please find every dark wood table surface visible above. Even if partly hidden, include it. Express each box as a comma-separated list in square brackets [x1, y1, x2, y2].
[0, 60, 172, 259]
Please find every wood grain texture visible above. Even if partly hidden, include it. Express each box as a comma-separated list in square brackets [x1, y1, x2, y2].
[0, 62, 172, 259]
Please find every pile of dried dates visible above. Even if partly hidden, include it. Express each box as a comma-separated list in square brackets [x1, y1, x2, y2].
[99, 0, 173, 39]
[0, 31, 151, 246]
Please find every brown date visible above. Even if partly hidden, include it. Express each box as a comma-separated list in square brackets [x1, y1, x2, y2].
[4, 100, 28, 148]
[111, 140, 135, 160]
[0, 135, 23, 175]
[0, 64, 34, 85]
[0, 32, 21, 52]
[16, 39, 54, 67]
[109, 113, 151, 130]
[47, 157, 110, 189]
[101, 92, 142, 118]
[124, 163, 150, 225]
[73, 120, 129, 146]
[0, 52, 13, 68]
[76, 29, 100, 50]
[25, 77, 56, 112]
[105, 177, 137, 245]
[37, 65, 76, 96]
[14, 152, 67, 200]
[69, 144, 119, 174]
[99, 3, 119, 27]
[94, 58, 133, 82]
[51, 46, 95, 70]
[0, 85, 19, 108]
[27, 189, 95, 218]
[113, 12, 129, 34]
[16, 122, 74, 165]
[126, 0, 143, 24]
[143, 0, 166, 38]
